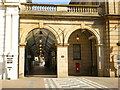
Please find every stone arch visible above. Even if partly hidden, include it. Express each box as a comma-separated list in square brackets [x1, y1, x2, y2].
[66, 25, 101, 44]
[20, 24, 61, 45]
[67, 25, 101, 76]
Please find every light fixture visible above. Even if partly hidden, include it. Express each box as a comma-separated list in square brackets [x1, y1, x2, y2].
[39, 40, 42, 43]
[76, 35, 80, 41]
[40, 48, 42, 50]
[39, 44, 42, 47]
[39, 31, 43, 34]
[40, 51, 42, 53]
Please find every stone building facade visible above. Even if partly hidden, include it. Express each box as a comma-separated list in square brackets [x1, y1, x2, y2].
[0, 0, 120, 79]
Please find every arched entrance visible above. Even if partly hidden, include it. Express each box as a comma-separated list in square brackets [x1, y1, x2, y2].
[24, 28, 57, 77]
[68, 29, 98, 76]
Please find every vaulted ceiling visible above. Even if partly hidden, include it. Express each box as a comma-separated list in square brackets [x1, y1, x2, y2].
[26, 28, 56, 57]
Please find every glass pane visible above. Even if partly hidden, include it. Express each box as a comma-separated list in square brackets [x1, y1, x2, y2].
[73, 44, 81, 60]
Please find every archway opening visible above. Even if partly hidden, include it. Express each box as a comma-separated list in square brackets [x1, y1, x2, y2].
[68, 29, 98, 76]
[25, 28, 57, 77]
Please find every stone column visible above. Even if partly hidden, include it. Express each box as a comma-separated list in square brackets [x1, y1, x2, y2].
[19, 44, 25, 78]
[57, 44, 69, 78]
[97, 44, 104, 76]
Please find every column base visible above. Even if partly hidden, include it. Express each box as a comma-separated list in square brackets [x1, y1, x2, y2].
[109, 69, 118, 77]
[57, 74, 68, 78]
[19, 73, 24, 78]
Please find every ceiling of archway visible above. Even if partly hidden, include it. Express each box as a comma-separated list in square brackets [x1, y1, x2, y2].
[26, 28, 56, 56]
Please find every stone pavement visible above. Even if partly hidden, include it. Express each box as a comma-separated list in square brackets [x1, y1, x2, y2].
[1, 76, 119, 90]
[2, 77, 45, 88]
[44, 78, 107, 88]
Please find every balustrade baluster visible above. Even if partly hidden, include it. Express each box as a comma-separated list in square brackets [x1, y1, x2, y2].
[77, 7, 78, 12]
[38, 6, 40, 11]
[75, 7, 77, 12]
[95, 8, 97, 12]
[82, 7, 83, 12]
[29, 5, 31, 10]
[28, 5, 30, 10]
[36, 6, 38, 11]
[68, 7, 70, 12]
[45, 6, 47, 11]
[92, 8, 94, 13]
[91, 8, 93, 13]
[73, 7, 75, 12]
[84, 8, 86, 13]
[42, 6, 44, 11]
[89, 8, 91, 13]
[41, 6, 43, 11]
[96, 8, 98, 13]
[25, 5, 28, 10]
[52, 6, 54, 11]
[49, 6, 52, 11]
[48, 6, 49, 11]
[70, 7, 72, 12]
[83, 8, 85, 12]
[43, 6, 45, 11]
[86, 8, 88, 13]
[79, 7, 81, 12]
[35, 6, 37, 11]
[51, 6, 52, 11]
[34, 6, 36, 11]
[33, 6, 35, 11]
[72, 7, 73, 12]
[32, 6, 34, 11]
[26, 5, 28, 10]
[40, 6, 42, 11]
[77, 7, 79, 12]
[54, 6, 56, 11]
[67, 7, 69, 12]
[50, 6, 54, 11]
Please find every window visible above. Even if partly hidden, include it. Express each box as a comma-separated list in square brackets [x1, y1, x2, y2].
[73, 44, 81, 60]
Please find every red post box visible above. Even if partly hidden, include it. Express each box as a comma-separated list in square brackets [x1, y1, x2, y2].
[76, 63, 80, 72]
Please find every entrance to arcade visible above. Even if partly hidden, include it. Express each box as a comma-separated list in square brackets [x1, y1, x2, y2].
[24, 28, 57, 77]
[68, 29, 98, 76]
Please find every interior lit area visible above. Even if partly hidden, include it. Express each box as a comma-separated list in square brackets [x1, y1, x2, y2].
[25, 28, 57, 76]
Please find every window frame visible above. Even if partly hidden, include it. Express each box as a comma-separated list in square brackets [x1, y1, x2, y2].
[73, 44, 81, 60]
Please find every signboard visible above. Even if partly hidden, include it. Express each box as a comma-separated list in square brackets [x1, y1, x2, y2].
[7, 58, 13, 64]
[6, 55, 14, 68]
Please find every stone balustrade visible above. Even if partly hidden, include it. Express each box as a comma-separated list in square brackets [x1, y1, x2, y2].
[20, 3, 100, 14]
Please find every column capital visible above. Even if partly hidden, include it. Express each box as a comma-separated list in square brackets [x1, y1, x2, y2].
[56, 43, 69, 47]
[95, 43, 103, 46]
[19, 43, 26, 46]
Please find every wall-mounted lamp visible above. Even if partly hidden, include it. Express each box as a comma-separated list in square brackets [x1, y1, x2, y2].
[76, 35, 80, 41]
[39, 40, 42, 43]
[40, 51, 42, 53]
[39, 44, 42, 47]
[40, 48, 42, 50]
[117, 41, 120, 46]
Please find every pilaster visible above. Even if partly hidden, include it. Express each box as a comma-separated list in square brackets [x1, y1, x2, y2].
[57, 44, 69, 78]
[96, 43, 104, 76]
[19, 44, 26, 78]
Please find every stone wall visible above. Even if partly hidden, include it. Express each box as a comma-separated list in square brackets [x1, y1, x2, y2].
[109, 20, 120, 77]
